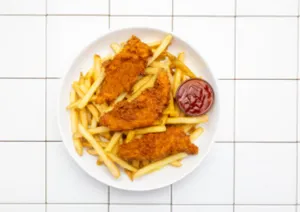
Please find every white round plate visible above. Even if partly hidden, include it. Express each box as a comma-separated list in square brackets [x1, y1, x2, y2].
[58, 27, 220, 191]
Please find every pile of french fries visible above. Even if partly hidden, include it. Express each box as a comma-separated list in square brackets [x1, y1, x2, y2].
[66, 34, 208, 180]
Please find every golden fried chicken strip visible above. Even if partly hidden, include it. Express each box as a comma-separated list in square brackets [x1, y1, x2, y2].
[100, 71, 170, 131]
[96, 36, 153, 104]
[118, 127, 198, 162]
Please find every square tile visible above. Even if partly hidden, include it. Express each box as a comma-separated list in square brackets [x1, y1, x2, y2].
[215, 80, 234, 141]
[0, 0, 45, 14]
[47, 0, 108, 14]
[174, 0, 235, 15]
[235, 206, 295, 212]
[47, 204, 107, 212]
[110, 187, 170, 204]
[47, 143, 108, 203]
[236, 80, 296, 142]
[0, 79, 45, 141]
[173, 17, 234, 79]
[110, 205, 170, 212]
[110, 17, 172, 31]
[0, 205, 45, 212]
[236, 18, 297, 79]
[47, 16, 108, 78]
[173, 206, 233, 212]
[0, 142, 45, 203]
[47, 79, 61, 141]
[0, 17, 45, 78]
[111, 0, 172, 15]
[235, 143, 296, 204]
[173, 143, 233, 204]
[237, 0, 298, 16]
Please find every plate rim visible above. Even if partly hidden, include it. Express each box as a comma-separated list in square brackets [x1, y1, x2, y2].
[57, 27, 220, 191]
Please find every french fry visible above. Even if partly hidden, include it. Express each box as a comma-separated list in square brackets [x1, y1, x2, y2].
[190, 127, 204, 142]
[145, 67, 163, 75]
[105, 132, 122, 152]
[78, 71, 105, 109]
[182, 124, 195, 134]
[78, 124, 120, 178]
[111, 140, 119, 155]
[133, 153, 188, 179]
[90, 117, 98, 128]
[107, 153, 137, 172]
[110, 43, 122, 54]
[173, 68, 181, 96]
[166, 115, 208, 124]
[97, 157, 104, 166]
[147, 40, 161, 48]
[134, 125, 166, 135]
[128, 74, 157, 102]
[82, 141, 92, 148]
[93, 54, 102, 80]
[79, 72, 85, 85]
[178, 52, 185, 62]
[124, 169, 133, 181]
[153, 114, 168, 125]
[105, 92, 127, 112]
[93, 103, 108, 116]
[66, 100, 80, 109]
[132, 75, 152, 94]
[148, 34, 173, 65]
[101, 132, 112, 140]
[87, 148, 98, 156]
[79, 84, 88, 94]
[72, 83, 85, 98]
[125, 131, 135, 143]
[163, 92, 175, 115]
[87, 104, 99, 121]
[87, 110, 92, 126]
[94, 136, 108, 148]
[70, 91, 79, 133]
[173, 60, 196, 78]
[79, 108, 88, 129]
[88, 126, 110, 135]
[132, 160, 140, 169]
[73, 138, 83, 156]
[170, 161, 182, 167]
[84, 78, 91, 90]
[142, 160, 149, 167]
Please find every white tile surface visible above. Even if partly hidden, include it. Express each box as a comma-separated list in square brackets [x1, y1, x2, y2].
[236, 80, 296, 142]
[235, 143, 296, 204]
[47, 79, 61, 141]
[237, 0, 298, 16]
[173, 143, 233, 204]
[236, 18, 297, 79]
[0, 205, 45, 212]
[235, 206, 295, 212]
[110, 187, 170, 204]
[47, 16, 108, 78]
[47, 143, 108, 203]
[47, 0, 108, 14]
[47, 204, 107, 212]
[173, 206, 233, 212]
[0, 17, 45, 78]
[0, 80, 45, 141]
[0, 143, 45, 203]
[174, 0, 235, 15]
[110, 205, 170, 212]
[110, 17, 172, 31]
[0, 0, 45, 14]
[174, 17, 234, 79]
[111, 0, 172, 15]
[215, 80, 234, 141]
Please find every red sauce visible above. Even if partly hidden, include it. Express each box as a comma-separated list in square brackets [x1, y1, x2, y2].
[176, 79, 214, 116]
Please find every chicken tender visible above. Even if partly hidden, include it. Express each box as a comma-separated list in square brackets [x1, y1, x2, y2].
[118, 127, 198, 162]
[100, 71, 170, 131]
[96, 36, 152, 104]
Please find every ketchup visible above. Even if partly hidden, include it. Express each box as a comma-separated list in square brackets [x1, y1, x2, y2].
[175, 79, 214, 116]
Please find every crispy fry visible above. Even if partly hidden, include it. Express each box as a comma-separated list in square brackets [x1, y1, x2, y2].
[93, 54, 102, 80]
[105, 92, 127, 113]
[78, 124, 120, 178]
[105, 132, 122, 152]
[84, 78, 91, 90]
[147, 40, 161, 48]
[94, 135, 108, 148]
[133, 153, 187, 179]
[132, 75, 152, 93]
[170, 161, 182, 167]
[124, 169, 133, 181]
[166, 115, 208, 124]
[178, 52, 185, 61]
[145, 67, 163, 75]
[163, 92, 175, 115]
[132, 160, 140, 169]
[182, 124, 195, 134]
[97, 157, 103, 166]
[125, 131, 135, 143]
[82, 141, 92, 148]
[101, 132, 112, 140]
[107, 153, 137, 172]
[73, 138, 83, 156]
[87, 104, 99, 121]
[79, 84, 88, 93]
[148, 34, 172, 65]
[90, 117, 98, 128]
[190, 127, 204, 142]
[173, 68, 181, 96]
[173, 60, 196, 78]
[110, 43, 122, 54]
[88, 126, 110, 135]
[142, 160, 149, 167]
[87, 148, 98, 156]
[134, 125, 166, 135]
[70, 91, 79, 133]
[78, 71, 105, 109]
[79, 108, 88, 129]
[72, 83, 85, 98]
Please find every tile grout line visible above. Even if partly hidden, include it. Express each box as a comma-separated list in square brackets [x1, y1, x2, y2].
[233, 0, 237, 210]
[45, 0, 48, 207]
[171, 0, 174, 32]
[108, 0, 111, 30]
[296, 14, 299, 210]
